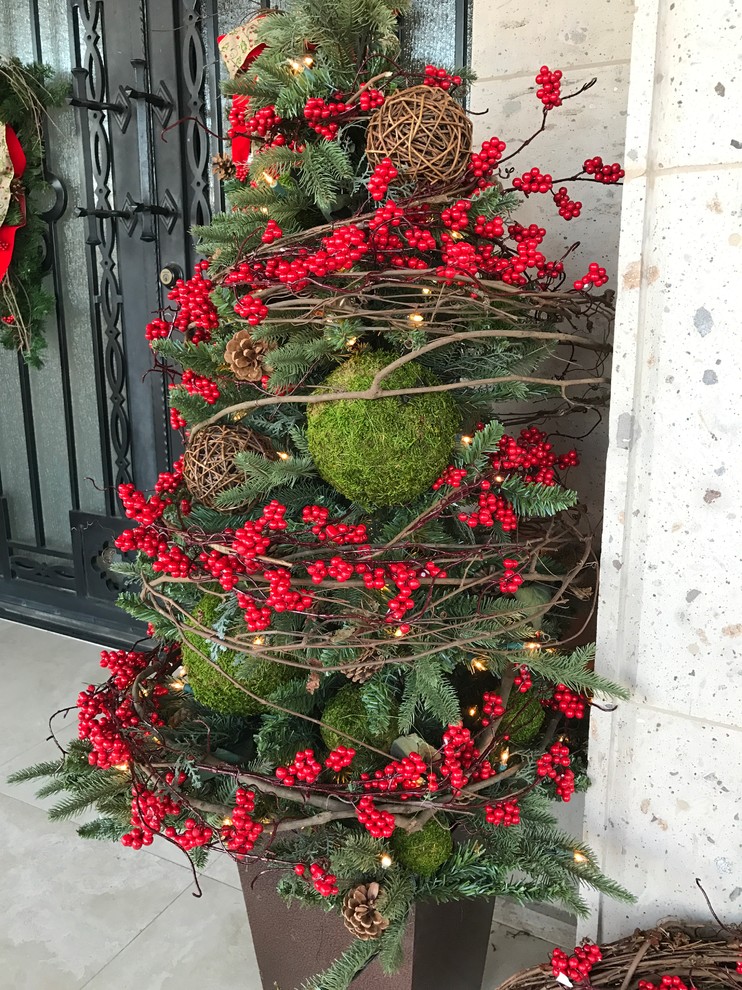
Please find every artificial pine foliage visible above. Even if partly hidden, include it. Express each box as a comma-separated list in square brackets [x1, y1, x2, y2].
[11, 2, 634, 986]
[0, 59, 67, 365]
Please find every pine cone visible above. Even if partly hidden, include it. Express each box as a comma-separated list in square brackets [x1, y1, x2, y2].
[224, 329, 273, 381]
[342, 882, 390, 941]
[212, 152, 236, 181]
[343, 662, 375, 684]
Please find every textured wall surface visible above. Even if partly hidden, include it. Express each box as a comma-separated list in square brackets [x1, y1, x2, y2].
[469, 0, 634, 513]
[581, 0, 742, 938]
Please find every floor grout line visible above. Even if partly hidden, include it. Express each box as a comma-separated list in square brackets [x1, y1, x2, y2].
[77, 882, 195, 989]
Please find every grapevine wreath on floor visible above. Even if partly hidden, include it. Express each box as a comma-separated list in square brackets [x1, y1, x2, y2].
[12, 1, 638, 987]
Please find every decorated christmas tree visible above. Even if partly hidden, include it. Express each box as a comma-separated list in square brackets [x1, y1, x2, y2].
[12, 2, 633, 986]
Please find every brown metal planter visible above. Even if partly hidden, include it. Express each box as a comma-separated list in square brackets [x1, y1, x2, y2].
[239, 863, 495, 990]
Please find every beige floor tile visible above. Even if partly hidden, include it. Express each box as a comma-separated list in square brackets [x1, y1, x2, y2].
[0, 792, 193, 990]
[81, 876, 259, 990]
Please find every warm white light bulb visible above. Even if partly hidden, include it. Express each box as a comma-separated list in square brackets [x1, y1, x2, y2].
[461, 435, 473, 445]
[261, 171, 278, 188]
[253, 635, 266, 646]
[408, 312, 424, 325]
[380, 853, 393, 869]
[573, 850, 588, 864]
[277, 451, 290, 461]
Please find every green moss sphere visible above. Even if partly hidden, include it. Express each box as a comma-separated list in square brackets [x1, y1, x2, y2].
[320, 684, 395, 752]
[306, 350, 460, 506]
[505, 692, 546, 745]
[183, 595, 298, 717]
[392, 819, 453, 877]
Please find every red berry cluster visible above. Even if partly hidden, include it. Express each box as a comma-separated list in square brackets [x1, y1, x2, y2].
[77, 684, 137, 768]
[474, 214, 504, 239]
[458, 483, 519, 532]
[122, 785, 180, 849]
[550, 684, 587, 719]
[499, 557, 524, 594]
[537, 742, 575, 801]
[551, 942, 603, 983]
[99, 649, 149, 691]
[574, 262, 608, 291]
[325, 746, 356, 772]
[513, 665, 533, 693]
[261, 219, 283, 244]
[220, 787, 264, 854]
[485, 799, 520, 826]
[166, 260, 218, 343]
[153, 543, 194, 579]
[639, 980, 688, 990]
[442, 198, 471, 231]
[303, 97, 349, 139]
[432, 465, 468, 489]
[118, 483, 167, 525]
[481, 691, 505, 726]
[242, 104, 281, 139]
[360, 751, 433, 795]
[356, 795, 396, 838]
[358, 86, 385, 111]
[234, 292, 269, 325]
[179, 369, 220, 405]
[513, 167, 553, 194]
[170, 407, 187, 430]
[584, 156, 625, 183]
[1, 313, 15, 324]
[145, 317, 170, 342]
[491, 427, 578, 487]
[440, 724, 492, 793]
[307, 862, 339, 896]
[423, 64, 462, 90]
[276, 748, 323, 786]
[535, 65, 562, 108]
[368, 157, 398, 201]
[554, 186, 582, 220]
[469, 137, 507, 182]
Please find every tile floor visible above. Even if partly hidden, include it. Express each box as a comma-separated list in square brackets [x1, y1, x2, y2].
[0, 617, 556, 989]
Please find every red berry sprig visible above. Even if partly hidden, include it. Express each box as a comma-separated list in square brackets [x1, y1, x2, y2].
[485, 799, 520, 825]
[356, 795, 396, 838]
[220, 787, 264, 854]
[166, 260, 218, 343]
[303, 97, 349, 139]
[325, 746, 356, 772]
[551, 684, 587, 719]
[535, 65, 562, 108]
[513, 665, 533, 693]
[276, 748, 323, 786]
[308, 863, 339, 896]
[513, 167, 553, 194]
[234, 292, 269, 326]
[179, 369, 220, 405]
[551, 942, 603, 983]
[537, 742, 575, 801]
[499, 558, 524, 594]
[261, 219, 283, 244]
[639, 979, 689, 990]
[358, 86, 385, 111]
[423, 64, 462, 90]
[481, 691, 505, 726]
[554, 186, 582, 220]
[584, 156, 625, 183]
[574, 262, 608, 291]
[368, 157, 398, 201]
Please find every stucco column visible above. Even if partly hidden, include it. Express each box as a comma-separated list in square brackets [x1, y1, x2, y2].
[583, 0, 742, 939]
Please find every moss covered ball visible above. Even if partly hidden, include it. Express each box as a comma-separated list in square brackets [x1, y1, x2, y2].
[183, 595, 298, 717]
[320, 684, 395, 752]
[392, 818, 453, 877]
[505, 691, 546, 745]
[306, 350, 460, 506]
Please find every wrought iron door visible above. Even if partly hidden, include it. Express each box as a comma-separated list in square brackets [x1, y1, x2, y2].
[0, 0, 468, 644]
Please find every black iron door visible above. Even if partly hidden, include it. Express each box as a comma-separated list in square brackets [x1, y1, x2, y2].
[0, 0, 468, 644]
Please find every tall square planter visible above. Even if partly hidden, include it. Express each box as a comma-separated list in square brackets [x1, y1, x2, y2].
[239, 863, 495, 989]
